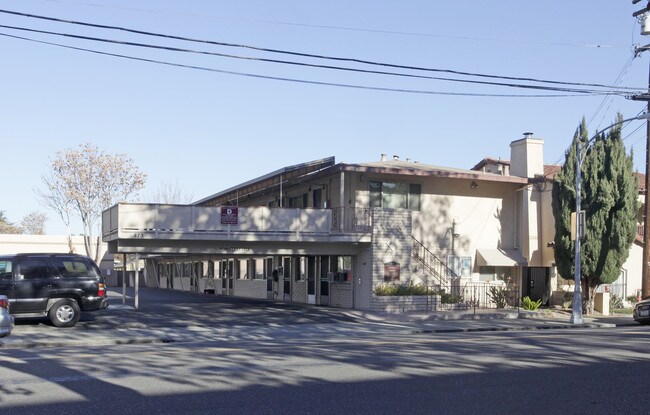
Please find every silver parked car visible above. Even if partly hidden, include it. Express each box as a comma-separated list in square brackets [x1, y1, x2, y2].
[0, 294, 13, 338]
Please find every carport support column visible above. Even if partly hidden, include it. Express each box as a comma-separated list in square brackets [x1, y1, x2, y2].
[340, 172, 345, 231]
[135, 253, 140, 310]
[122, 254, 127, 304]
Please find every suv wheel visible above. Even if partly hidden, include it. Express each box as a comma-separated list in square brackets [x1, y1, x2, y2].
[49, 299, 81, 327]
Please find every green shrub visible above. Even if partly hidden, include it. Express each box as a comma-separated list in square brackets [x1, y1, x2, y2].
[374, 284, 399, 296]
[562, 291, 574, 309]
[627, 295, 639, 305]
[487, 286, 511, 309]
[373, 282, 434, 296]
[440, 292, 462, 304]
[610, 294, 624, 310]
[521, 296, 542, 311]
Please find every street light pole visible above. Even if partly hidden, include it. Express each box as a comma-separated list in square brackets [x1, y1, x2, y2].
[571, 137, 584, 324]
[570, 113, 650, 325]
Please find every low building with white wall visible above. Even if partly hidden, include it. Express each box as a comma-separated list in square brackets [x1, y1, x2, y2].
[0, 234, 114, 282]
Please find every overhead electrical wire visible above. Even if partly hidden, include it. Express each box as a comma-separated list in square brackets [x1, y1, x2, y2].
[1, 31, 593, 98]
[588, 53, 637, 130]
[548, 45, 643, 167]
[549, 107, 647, 168]
[622, 122, 645, 145]
[38, 1, 621, 49]
[0, 23, 631, 96]
[0, 8, 642, 93]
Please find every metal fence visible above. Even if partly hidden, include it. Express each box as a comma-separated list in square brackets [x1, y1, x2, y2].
[435, 281, 520, 311]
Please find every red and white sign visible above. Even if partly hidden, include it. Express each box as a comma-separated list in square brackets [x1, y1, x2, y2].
[221, 206, 239, 225]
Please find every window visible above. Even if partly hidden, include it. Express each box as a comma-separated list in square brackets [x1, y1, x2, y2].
[18, 259, 51, 280]
[0, 260, 12, 280]
[333, 256, 353, 283]
[369, 181, 382, 208]
[383, 182, 408, 209]
[312, 188, 323, 208]
[265, 257, 273, 279]
[369, 181, 421, 211]
[448, 255, 472, 278]
[289, 194, 308, 208]
[409, 184, 421, 210]
[478, 266, 511, 283]
[53, 257, 100, 279]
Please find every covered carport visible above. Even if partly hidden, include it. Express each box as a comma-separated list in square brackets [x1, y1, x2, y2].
[102, 203, 371, 309]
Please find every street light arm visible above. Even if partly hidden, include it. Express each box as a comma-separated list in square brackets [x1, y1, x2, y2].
[585, 113, 650, 147]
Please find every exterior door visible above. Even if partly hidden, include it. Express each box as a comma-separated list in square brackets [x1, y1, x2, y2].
[283, 258, 291, 301]
[307, 256, 316, 304]
[12, 257, 54, 313]
[319, 256, 330, 306]
[525, 267, 549, 304]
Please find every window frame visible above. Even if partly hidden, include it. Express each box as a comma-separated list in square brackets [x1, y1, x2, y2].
[369, 180, 421, 211]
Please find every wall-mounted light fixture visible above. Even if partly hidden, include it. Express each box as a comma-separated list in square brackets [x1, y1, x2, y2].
[471, 181, 478, 189]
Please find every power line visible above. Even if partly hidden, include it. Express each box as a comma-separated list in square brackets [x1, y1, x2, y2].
[588, 54, 637, 130]
[39, 1, 622, 49]
[550, 109, 647, 167]
[0, 8, 641, 92]
[0, 31, 596, 98]
[0, 23, 631, 96]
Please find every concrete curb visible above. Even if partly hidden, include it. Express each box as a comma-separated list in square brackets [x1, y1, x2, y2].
[0, 337, 172, 349]
[410, 321, 617, 334]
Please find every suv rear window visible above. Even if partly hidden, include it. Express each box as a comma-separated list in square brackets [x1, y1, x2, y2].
[53, 257, 101, 279]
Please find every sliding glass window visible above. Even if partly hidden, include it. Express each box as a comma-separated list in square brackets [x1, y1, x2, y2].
[369, 181, 421, 211]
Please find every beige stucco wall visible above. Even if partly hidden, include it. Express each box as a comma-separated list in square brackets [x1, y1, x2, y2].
[350, 171, 525, 281]
[622, 242, 643, 298]
[539, 182, 556, 267]
[359, 175, 520, 258]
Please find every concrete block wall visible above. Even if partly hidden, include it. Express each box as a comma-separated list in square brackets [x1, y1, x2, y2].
[293, 280, 308, 304]
[371, 208, 413, 288]
[173, 277, 189, 291]
[331, 283, 353, 308]
[370, 295, 439, 313]
[234, 280, 268, 299]
[214, 278, 224, 294]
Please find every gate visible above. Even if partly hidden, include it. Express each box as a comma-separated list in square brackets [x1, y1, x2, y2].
[525, 267, 549, 305]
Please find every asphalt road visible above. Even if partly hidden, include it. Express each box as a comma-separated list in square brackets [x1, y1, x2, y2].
[1, 287, 646, 414]
[1, 321, 649, 414]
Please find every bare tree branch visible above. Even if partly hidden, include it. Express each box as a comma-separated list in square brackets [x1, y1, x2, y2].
[39, 143, 147, 261]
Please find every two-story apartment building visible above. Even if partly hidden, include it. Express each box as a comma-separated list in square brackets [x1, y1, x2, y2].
[102, 134, 643, 310]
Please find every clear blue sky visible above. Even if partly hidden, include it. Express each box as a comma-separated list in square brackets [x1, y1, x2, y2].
[1, 0, 649, 234]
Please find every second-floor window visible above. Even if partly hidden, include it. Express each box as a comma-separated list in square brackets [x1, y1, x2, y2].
[369, 181, 421, 211]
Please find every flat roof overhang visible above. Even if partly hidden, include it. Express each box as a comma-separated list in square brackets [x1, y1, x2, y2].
[193, 157, 529, 208]
[107, 238, 370, 256]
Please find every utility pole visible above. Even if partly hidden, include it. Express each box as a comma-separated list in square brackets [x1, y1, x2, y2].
[633, 0, 650, 299]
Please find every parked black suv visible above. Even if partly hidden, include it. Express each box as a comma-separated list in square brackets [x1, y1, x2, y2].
[0, 253, 109, 327]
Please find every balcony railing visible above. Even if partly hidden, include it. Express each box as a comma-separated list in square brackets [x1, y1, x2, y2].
[102, 203, 372, 241]
[331, 207, 373, 233]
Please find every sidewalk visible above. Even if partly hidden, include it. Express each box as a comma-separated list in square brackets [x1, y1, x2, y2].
[0, 288, 639, 349]
[345, 307, 636, 334]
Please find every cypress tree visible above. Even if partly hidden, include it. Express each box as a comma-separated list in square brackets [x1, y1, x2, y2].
[552, 115, 639, 314]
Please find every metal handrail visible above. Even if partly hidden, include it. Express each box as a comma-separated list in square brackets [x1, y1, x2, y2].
[411, 236, 457, 286]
